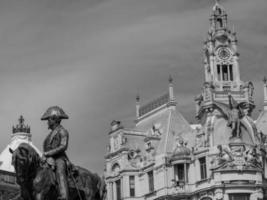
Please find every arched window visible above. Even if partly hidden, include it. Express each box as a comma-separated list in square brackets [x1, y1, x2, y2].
[112, 163, 121, 174]
[217, 18, 223, 28]
[229, 65, 233, 81]
[222, 65, 228, 81]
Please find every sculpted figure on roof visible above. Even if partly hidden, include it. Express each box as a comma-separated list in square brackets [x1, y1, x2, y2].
[214, 94, 245, 139]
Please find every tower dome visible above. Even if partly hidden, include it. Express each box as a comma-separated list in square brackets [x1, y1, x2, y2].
[172, 137, 191, 160]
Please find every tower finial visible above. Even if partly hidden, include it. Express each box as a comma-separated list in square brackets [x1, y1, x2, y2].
[263, 76, 267, 84]
[19, 115, 24, 125]
[136, 93, 140, 119]
[168, 75, 175, 102]
[136, 93, 140, 102]
[169, 75, 173, 84]
[12, 115, 31, 134]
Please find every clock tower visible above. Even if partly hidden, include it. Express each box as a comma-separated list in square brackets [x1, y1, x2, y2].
[196, 0, 255, 121]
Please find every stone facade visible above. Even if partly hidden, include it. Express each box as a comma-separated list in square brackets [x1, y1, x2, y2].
[105, 2, 267, 200]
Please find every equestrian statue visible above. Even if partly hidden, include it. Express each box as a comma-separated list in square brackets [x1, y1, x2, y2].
[9, 106, 106, 200]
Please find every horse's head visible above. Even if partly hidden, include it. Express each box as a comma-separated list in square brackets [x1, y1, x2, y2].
[11, 143, 40, 185]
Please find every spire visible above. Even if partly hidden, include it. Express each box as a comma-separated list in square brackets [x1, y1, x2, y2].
[169, 75, 175, 101]
[12, 115, 30, 134]
[263, 76, 267, 110]
[210, 0, 227, 32]
[136, 93, 140, 118]
[213, 0, 224, 11]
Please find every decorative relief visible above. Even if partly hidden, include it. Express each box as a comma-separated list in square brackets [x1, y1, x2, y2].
[195, 131, 207, 150]
[211, 144, 262, 171]
[127, 146, 155, 168]
[112, 134, 127, 152]
[151, 123, 163, 136]
[111, 163, 121, 176]
[214, 189, 223, 200]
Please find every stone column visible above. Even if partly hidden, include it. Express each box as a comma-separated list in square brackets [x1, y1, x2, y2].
[107, 182, 113, 200]
[113, 181, 117, 200]
[223, 192, 229, 200]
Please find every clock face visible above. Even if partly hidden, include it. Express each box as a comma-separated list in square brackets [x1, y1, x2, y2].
[217, 47, 232, 61]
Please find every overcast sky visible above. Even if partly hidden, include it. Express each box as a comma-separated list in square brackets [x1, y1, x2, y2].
[0, 0, 266, 174]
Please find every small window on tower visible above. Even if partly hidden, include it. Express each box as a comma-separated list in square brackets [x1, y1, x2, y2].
[217, 18, 223, 28]
[222, 65, 228, 81]
[129, 176, 135, 197]
[229, 65, 233, 81]
[217, 65, 221, 81]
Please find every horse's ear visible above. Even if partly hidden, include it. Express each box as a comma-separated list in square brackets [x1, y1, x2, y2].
[9, 148, 14, 154]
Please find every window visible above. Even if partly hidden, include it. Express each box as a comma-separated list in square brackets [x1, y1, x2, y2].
[222, 65, 228, 81]
[129, 176, 135, 197]
[199, 157, 207, 180]
[229, 194, 250, 200]
[148, 171, 154, 192]
[217, 64, 221, 81]
[174, 164, 184, 181]
[217, 18, 223, 28]
[174, 164, 189, 187]
[218, 64, 233, 81]
[116, 179, 121, 200]
[229, 65, 233, 81]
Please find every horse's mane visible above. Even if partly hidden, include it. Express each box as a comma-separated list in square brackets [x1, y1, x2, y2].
[12, 143, 41, 182]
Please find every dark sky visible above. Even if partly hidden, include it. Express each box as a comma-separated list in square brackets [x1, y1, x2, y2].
[0, 0, 266, 174]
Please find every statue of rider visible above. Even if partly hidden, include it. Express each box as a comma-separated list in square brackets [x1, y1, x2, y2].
[41, 106, 69, 200]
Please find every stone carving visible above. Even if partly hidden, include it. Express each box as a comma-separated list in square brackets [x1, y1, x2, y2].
[172, 135, 190, 158]
[211, 145, 233, 169]
[151, 123, 163, 136]
[211, 144, 262, 171]
[247, 82, 254, 98]
[214, 189, 223, 200]
[127, 148, 145, 168]
[214, 95, 245, 139]
[258, 131, 267, 149]
[244, 146, 262, 168]
[195, 128, 208, 150]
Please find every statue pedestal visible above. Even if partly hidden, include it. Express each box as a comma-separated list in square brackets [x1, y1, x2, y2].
[228, 141, 246, 159]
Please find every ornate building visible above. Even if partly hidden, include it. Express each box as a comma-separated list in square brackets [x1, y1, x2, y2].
[0, 116, 40, 199]
[105, 2, 267, 200]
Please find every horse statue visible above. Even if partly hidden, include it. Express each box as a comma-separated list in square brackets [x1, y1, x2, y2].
[9, 143, 106, 200]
